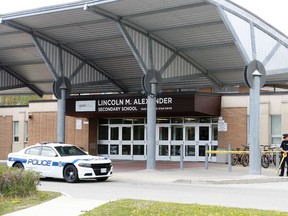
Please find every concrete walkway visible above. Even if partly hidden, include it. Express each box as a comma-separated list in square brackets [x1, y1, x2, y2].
[2, 161, 288, 216]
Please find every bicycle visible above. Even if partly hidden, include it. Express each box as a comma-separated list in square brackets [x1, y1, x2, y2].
[261, 145, 280, 168]
[231, 145, 249, 167]
[261, 145, 274, 168]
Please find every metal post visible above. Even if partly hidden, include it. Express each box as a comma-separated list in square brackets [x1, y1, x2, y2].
[228, 144, 232, 172]
[180, 142, 184, 170]
[249, 71, 262, 175]
[205, 143, 208, 170]
[146, 79, 157, 170]
[276, 147, 280, 169]
[57, 83, 67, 143]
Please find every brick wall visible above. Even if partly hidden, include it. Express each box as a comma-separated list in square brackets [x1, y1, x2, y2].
[0, 116, 13, 160]
[218, 107, 247, 149]
[28, 112, 89, 151]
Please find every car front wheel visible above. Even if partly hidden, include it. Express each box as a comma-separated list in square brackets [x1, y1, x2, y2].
[63, 165, 79, 183]
[13, 162, 24, 169]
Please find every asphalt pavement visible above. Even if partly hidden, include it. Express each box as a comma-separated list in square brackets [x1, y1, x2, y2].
[2, 160, 288, 216]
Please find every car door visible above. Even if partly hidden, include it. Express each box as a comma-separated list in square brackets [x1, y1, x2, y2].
[38, 146, 60, 178]
[24, 146, 42, 171]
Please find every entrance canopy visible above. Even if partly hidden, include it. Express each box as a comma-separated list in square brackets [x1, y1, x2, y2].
[0, 0, 288, 96]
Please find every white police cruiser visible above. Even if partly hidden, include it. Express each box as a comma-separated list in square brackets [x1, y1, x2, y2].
[7, 142, 113, 183]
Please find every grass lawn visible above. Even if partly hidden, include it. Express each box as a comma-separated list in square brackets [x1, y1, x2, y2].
[0, 191, 61, 215]
[82, 199, 287, 216]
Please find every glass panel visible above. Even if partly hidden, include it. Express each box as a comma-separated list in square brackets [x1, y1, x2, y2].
[123, 118, 133, 124]
[134, 118, 145, 124]
[171, 126, 183, 140]
[25, 147, 41, 155]
[99, 119, 108, 124]
[185, 145, 195, 156]
[199, 126, 209, 140]
[98, 145, 108, 154]
[122, 127, 131, 140]
[122, 145, 131, 155]
[272, 137, 281, 144]
[25, 121, 28, 143]
[171, 118, 183, 123]
[110, 145, 119, 155]
[185, 127, 195, 141]
[199, 117, 210, 123]
[271, 115, 281, 134]
[224, 11, 253, 60]
[159, 127, 168, 140]
[171, 145, 180, 156]
[159, 145, 168, 156]
[99, 126, 108, 140]
[110, 119, 122, 124]
[133, 145, 144, 155]
[13, 121, 19, 143]
[184, 117, 198, 123]
[157, 118, 170, 124]
[271, 115, 281, 145]
[212, 117, 218, 123]
[110, 127, 119, 140]
[134, 125, 145, 140]
[199, 146, 206, 157]
[212, 125, 218, 141]
[211, 146, 218, 157]
[254, 27, 280, 63]
[41, 147, 56, 157]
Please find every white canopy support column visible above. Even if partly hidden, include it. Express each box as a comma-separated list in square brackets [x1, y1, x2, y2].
[249, 70, 262, 175]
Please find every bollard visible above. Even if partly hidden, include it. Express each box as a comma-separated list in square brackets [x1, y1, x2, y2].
[180, 143, 184, 170]
[205, 144, 208, 170]
[276, 147, 280, 169]
[228, 144, 232, 172]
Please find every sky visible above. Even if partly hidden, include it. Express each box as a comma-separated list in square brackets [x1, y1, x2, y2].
[231, 0, 288, 35]
[0, 0, 287, 35]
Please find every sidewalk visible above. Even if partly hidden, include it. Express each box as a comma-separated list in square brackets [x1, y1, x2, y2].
[3, 161, 288, 216]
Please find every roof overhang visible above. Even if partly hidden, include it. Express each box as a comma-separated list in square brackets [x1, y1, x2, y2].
[0, 0, 287, 96]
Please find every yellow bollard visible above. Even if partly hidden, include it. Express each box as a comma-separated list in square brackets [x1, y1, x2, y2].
[276, 153, 287, 175]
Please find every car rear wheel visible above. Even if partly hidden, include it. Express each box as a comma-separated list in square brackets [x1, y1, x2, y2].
[63, 165, 79, 183]
[13, 162, 24, 169]
[96, 177, 108, 182]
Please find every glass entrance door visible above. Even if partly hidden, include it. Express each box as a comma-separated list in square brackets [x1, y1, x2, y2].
[156, 124, 214, 162]
[184, 125, 196, 160]
[121, 126, 132, 159]
[170, 125, 183, 161]
[109, 126, 120, 157]
[156, 125, 170, 160]
[197, 125, 210, 161]
[109, 125, 133, 159]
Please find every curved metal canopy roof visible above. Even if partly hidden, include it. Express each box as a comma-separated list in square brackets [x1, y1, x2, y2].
[0, 0, 288, 96]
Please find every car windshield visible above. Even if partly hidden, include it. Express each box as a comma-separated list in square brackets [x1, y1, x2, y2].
[55, 146, 87, 156]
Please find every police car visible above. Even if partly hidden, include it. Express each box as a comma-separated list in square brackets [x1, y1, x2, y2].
[7, 142, 113, 183]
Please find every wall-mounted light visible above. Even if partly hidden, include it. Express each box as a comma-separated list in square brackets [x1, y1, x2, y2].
[28, 113, 33, 119]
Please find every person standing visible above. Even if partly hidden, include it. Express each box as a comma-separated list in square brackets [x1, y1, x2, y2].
[279, 134, 288, 176]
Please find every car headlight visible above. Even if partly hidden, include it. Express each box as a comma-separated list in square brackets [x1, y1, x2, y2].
[78, 163, 92, 168]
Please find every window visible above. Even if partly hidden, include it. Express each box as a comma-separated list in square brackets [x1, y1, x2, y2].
[25, 121, 28, 143]
[133, 125, 144, 140]
[271, 115, 281, 145]
[25, 146, 41, 155]
[99, 126, 108, 140]
[41, 146, 56, 157]
[13, 121, 19, 143]
[171, 126, 183, 140]
[212, 125, 218, 141]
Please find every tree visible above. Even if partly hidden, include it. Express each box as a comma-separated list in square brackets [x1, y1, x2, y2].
[0, 95, 42, 106]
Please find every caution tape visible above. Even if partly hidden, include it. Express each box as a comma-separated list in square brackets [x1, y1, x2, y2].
[206, 150, 281, 154]
[276, 153, 287, 175]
